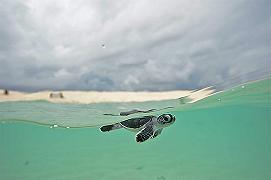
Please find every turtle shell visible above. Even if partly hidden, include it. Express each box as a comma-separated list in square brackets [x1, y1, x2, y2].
[120, 116, 154, 129]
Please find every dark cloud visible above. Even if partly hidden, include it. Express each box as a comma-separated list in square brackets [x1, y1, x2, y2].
[0, 0, 270, 91]
[80, 72, 115, 91]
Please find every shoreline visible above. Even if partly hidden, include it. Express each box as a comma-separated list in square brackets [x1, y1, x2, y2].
[0, 87, 215, 104]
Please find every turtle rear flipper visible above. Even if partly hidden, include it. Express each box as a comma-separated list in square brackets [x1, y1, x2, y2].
[100, 123, 123, 132]
[135, 125, 154, 143]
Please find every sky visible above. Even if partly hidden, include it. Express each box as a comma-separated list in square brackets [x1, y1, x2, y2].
[0, 0, 270, 91]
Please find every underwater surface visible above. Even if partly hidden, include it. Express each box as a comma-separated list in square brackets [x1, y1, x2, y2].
[0, 78, 270, 180]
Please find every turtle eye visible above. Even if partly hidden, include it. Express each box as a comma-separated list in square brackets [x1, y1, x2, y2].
[164, 115, 171, 122]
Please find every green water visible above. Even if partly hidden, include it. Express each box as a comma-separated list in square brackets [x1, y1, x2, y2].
[0, 79, 271, 180]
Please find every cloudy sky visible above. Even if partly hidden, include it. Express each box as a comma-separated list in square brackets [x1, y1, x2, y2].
[0, 0, 270, 91]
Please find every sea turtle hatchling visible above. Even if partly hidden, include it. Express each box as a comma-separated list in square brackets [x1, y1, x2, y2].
[100, 114, 176, 143]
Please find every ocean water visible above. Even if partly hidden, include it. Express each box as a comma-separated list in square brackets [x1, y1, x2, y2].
[0, 78, 270, 180]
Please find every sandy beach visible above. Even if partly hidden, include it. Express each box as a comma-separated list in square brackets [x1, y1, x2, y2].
[0, 87, 215, 104]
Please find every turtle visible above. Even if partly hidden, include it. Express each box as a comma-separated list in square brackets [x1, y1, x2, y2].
[100, 114, 176, 143]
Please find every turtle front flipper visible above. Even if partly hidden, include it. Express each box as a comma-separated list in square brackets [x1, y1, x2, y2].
[135, 125, 154, 143]
[152, 129, 163, 139]
[100, 123, 123, 132]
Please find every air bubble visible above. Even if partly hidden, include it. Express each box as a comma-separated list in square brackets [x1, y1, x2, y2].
[50, 124, 58, 128]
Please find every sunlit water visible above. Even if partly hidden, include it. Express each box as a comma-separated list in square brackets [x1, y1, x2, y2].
[0, 78, 270, 180]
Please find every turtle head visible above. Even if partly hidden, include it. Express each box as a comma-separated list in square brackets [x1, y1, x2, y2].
[157, 114, 176, 127]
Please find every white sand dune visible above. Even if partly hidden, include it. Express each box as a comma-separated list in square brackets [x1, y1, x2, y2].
[0, 87, 215, 104]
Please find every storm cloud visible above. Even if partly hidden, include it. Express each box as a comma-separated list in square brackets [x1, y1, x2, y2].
[0, 0, 270, 91]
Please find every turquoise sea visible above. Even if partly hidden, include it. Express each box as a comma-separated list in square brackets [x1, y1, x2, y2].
[0, 78, 270, 180]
